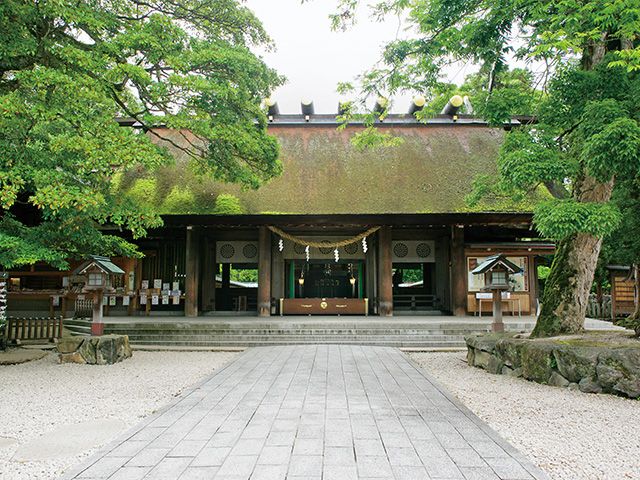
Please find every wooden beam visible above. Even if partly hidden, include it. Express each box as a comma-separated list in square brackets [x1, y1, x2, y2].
[185, 226, 200, 317]
[258, 226, 272, 317]
[378, 226, 393, 317]
[451, 225, 467, 316]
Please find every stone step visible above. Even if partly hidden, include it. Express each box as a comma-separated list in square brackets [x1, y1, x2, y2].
[112, 334, 469, 343]
[122, 339, 467, 347]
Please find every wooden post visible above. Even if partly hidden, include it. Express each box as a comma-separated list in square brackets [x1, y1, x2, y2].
[200, 238, 216, 312]
[258, 226, 272, 317]
[221, 263, 231, 310]
[378, 226, 393, 317]
[91, 290, 104, 336]
[492, 289, 505, 332]
[185, 226, 200, 317]
[451, 225, 467, 316]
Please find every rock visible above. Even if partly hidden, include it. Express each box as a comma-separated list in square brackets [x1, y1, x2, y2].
[520, 343, 555, 384]
[95, 335, 132, 365]
[58, 352, 86, 364]
[466, 347, 475, 367]
[55, 337, 85, 354]
[553, 347, 598, 384]
[495, 337, 526, 368]
[487, 355, 504, 374]
[57, 334, 132, 365]
[567, 382, 579, 391]
[501, 365, 513, 375]
[465, 334, 501, 353]
[578, 377, 602, 394]
[548, 371, 570, 388]
[596, 349, 640, 398]
[472, 350, 493, 370]
[507, 367, 523, 378]
[78, 338, 97, 364]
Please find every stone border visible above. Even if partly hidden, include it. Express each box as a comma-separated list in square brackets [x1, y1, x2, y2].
[466, 334, 640, 399]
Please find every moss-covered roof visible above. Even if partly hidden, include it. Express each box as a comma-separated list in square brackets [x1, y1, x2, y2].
[116, 124, 535, 214]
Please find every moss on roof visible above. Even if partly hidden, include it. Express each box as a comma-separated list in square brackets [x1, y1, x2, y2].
[115, 125, 537, 214]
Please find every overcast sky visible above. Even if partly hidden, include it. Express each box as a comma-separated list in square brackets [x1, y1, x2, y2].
[244, 0, 479, 114]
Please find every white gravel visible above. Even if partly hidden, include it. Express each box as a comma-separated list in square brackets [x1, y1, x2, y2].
[408, 351, 640, 480]
[0, 350, 239, 480]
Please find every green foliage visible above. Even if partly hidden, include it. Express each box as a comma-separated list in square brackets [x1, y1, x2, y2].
[534, 200, 622, 240]
[229, 268, 258, 283]
[212, 194, 245, 215]
[0, 0, 282, 268]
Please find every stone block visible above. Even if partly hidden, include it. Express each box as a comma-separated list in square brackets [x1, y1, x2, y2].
[79, 337, 98, 364]
[58, 352, 86, 364]
[56, 337, 85, 354]
[466, 348, 475, 366]
[548, 371, 570, 388]
[494, 338, 525, 368]
[520, 343, 555, 384]
[486, 355, 504, 374]
[472, 350, 492, 370]
[553, 346, 598, 384]
[596, 349, 640, 398]
[578, 377, 602, 394]
[57, 334, 132, 365]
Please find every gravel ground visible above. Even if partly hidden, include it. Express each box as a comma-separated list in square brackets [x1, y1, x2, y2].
[408, 351, 640, 480]
[0, 350, 239, 480]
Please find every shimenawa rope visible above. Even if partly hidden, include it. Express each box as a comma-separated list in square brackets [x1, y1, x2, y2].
[267, 226, 380, 249]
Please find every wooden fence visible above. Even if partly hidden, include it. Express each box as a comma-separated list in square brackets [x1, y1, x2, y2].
[5, 316, 64, 342]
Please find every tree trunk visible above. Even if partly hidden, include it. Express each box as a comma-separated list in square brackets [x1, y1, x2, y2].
[532, 176, 614, 337]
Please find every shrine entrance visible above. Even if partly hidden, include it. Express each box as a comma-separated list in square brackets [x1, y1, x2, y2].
[287, 261, 364, 299]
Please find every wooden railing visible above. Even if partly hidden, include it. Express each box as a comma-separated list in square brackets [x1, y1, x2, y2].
[5, 316, 64, 342]
[393, 294, 438, 310]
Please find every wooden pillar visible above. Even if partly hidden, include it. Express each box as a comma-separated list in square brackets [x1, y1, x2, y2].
[366, 236, 377, 313]
[258, 226, 272, 317]
[492, 289, 505, 332]
[451, 225, 467, 316]
[221, 263, 231, 310]
[378, 226, 393, 317]
[91, 290, 104, 335]
[185, 226, 200, 317]
[528, 255, 538, 315]
[272, 244, 285, 305]
[200, 237, 216, 312]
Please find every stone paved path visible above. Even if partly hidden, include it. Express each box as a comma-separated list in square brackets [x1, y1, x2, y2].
[62, 346, 547, 480]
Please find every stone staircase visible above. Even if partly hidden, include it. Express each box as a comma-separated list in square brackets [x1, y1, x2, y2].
[63, 317, 535, 349]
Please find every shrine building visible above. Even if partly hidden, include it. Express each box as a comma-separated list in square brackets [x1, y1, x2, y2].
[6, 101, 554, 320]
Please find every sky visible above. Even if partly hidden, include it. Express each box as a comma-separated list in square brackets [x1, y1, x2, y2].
[244, 0, 479, 114]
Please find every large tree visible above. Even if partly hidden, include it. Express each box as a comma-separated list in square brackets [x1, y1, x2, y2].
[330, 0, 640, 337]
[0, 0, 283, 269]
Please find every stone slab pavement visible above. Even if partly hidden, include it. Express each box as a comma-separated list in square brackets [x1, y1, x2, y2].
[61, 345, 548, 480]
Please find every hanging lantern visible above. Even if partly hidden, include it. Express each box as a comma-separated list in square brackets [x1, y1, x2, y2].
[362, 236, 368, 253]
[334, 248, 339, 262]
[278, 238, 284, 252]
[305, 245, 310, 262]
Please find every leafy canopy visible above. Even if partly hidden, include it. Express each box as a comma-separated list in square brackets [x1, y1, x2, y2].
[328, 0, 640, 240]
[0, 0, 283, 269]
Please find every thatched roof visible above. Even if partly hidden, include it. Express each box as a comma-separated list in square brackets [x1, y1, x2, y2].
[116, 122, 535, 215]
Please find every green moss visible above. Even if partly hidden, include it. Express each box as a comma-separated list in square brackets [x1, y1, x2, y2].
[161, 187, 197, 214]
[212, 194, 245, 214]
[126, 178, 158, 207]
